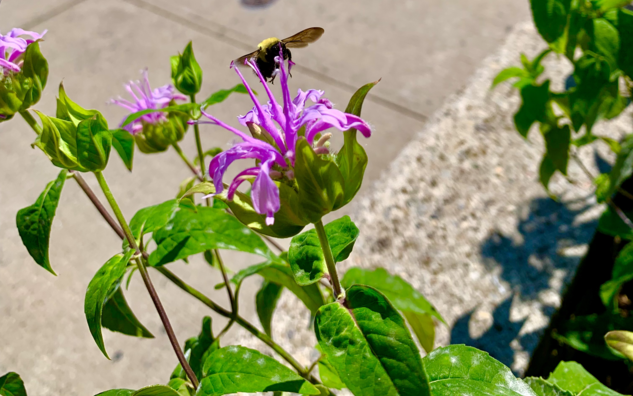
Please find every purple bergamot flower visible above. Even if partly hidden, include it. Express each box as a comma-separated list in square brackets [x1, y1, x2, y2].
[0, 28, 47, 76]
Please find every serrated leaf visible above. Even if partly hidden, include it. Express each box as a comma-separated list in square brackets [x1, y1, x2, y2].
[524, 377, 574, 396]
[198, 346, 320, 396]
[84, 250, 136, 358]
[336, 80, 378, 206]
[423, 345, 536, 395]
[127, 199, 180, 248]
[341, 266, 445, 351]
[16, 169, 68, 275]
[201, 84, 249, 108]
[0, 372, 27, 396]
[315, 285, 431, 396]
[101, 287, 154, 339]
[76, 114, 112, 172]
[112, 129, 134, 171]
[530, 0, 572, 43]
[230, 260, 324, 314]
[256, 280, 284, 337]
[149, 206, 275, 266]
[289, 216, 359, 286]
[547, 361, 625, 395]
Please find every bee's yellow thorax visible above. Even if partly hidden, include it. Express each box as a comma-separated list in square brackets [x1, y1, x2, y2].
[257, 37, 280, 59]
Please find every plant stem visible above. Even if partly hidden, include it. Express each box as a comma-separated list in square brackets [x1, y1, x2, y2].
[190, 94, 206, 176]
[314, 220, 344, 300]
[172, 143, 203, 181]
[214, 249, 238, 339]
[93, 171, 199, 389]
[156, 267, 314, 381]
[19, 110, 42, 135]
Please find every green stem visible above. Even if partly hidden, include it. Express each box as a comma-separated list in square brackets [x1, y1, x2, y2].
[190, 94, 206, 179]
[94, 171, 199, 389]
[19, 110, 42, 135]
[172, 142, 203, 181]
[314, 220, 344, 300]
[156, 266, 315, 381]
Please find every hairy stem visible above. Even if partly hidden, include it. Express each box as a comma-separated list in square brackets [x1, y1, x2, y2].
[172, 142, 203, 181]
[156, 267, 315, 381]
[19, 110, 42, 135]
[93, 171, 199, 388]
[314, 219, 344, 300]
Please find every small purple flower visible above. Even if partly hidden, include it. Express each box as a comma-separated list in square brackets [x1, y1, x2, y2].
[110, 69, 186, 134]
[0, 28, 47, 76]
[195, 49, 371, 225]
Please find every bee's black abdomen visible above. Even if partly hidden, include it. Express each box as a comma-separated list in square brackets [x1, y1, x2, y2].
[258, 42, 291, 82]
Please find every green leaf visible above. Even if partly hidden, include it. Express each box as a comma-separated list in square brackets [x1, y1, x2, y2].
[514, 81, 553, 138]
[592, 0, 632, 11]
[133, 385, 181, 396]
[167, 379, 192, 396]
[84, 250, 136, 358]
[18, 41, 48, 111]
[0, 372, 27, 396]
[530, 0, 572, 43]
[424, 345, 536, 395]
[32, 111, 84, 170]
[96, 390, 134, 396]
[230, 260, 325, 314]
[341, 267, 445, 325]
[598, 206, 633, 239]
[58, 83, 100, 126]
[586, 17, 620, 70]
[337, 80, 377, 206]
[539, 154, 558, 191]
[127, 199, 180, 248]
[111, 129, 134, 171]
[76, 114, 112, 172]
[553, 312, 632, 360]
[492, 67, 532, 88]
[547, 361, 625, 395]
[607, 134, 633, 198]
[193, 148, 222, 166]
[289, 216, 359, 286]
[256, 280, 283, 337]
[315, 285, 431, 396]
[149, 205, 275, 266]
[524, 377, 574, 396]
[16, 169, 68, 275]
[172, 42, 202, 96]
[176, 177, 197, 200]
[606, 330, 633, 361]
[619, 9, 633, 79]
[198, 346, 320, 396]
[594, 173, 611, 203]
[569, 54, 612, 132]
[172, 316, 217, 381]
[542, 124, 571, 175]
[601, 242, 633, 307]
[295, 139, 345, 223]
[101, 287, 154, 339]
[364, 273, 440, 352]
[315, 345, 345, 390]
[201, 84, 249, 108]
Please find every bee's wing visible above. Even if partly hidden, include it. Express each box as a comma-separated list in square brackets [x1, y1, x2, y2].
[234, 49, 260, 66]
[281, 27, 324, 48]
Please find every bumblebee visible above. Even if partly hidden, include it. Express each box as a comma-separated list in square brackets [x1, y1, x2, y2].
[235, 27, 324, 82]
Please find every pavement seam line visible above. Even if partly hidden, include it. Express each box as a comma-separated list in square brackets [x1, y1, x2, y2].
[122, 0, 429, 124]
[20, 0, 89, 30]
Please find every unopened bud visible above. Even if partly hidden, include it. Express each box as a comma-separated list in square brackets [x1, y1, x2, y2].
[315, 133, 332, 148]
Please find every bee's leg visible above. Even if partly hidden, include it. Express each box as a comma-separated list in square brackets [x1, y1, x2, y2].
[270, 68, 279, 84]
[288, 50, 293, 78]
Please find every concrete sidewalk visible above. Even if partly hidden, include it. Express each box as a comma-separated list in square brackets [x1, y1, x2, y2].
[0, 1, 528, 395]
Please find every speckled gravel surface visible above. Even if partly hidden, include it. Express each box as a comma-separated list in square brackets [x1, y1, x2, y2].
[227, 20, 633, 383]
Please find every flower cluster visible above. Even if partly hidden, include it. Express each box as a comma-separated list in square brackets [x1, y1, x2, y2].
[0, 28, 46, 77]
[197, 48, 371, 225]
[111, 69, 186, 134]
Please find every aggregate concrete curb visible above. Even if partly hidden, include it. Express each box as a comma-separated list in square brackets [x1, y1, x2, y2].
[228, 20, 633, 383]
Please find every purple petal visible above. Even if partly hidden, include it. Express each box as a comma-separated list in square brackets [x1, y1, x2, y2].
[251, 160, 280, 225]
[0, 58, 21, 72]
[227, 167, 260, 199]
[303, 109, 372, 145]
